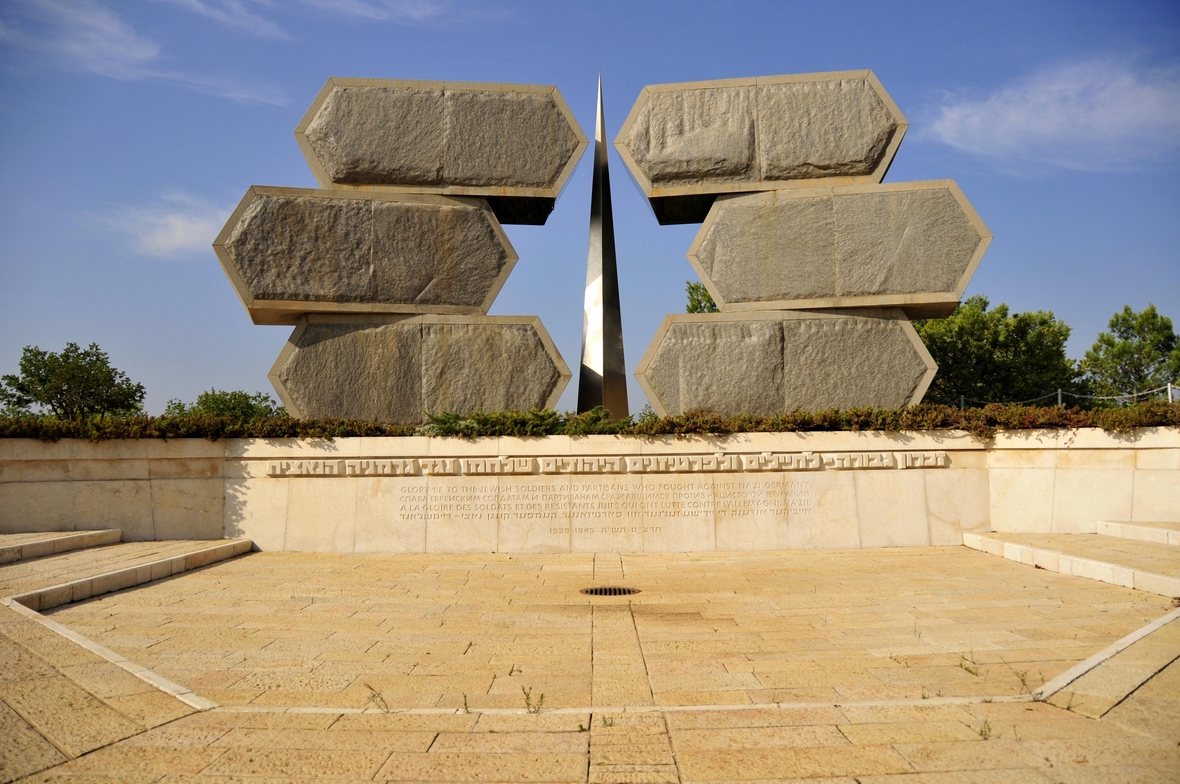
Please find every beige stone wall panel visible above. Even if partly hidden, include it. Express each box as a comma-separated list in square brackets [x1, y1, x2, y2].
[214, 188, 517, 325]
[854, 470, 930, 548]
[635, 310, 937, 417]
[2, 430, 1176, 550]
[1049, 469, 1133, 533]
[615, 71, 908, 223]
[269, 315, 569, 424]
[688, 182, 991, 318]
[149, 479, 225, 540]
[354, 476, 428, 553]
[1131, 470, 1180, 522]
[295, 78, 588, 224]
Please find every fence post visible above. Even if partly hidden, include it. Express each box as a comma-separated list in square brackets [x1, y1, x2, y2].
[1169, 382, 1174, 404]
[1057, 389, 1062, 407]
[960, 395, 965, 410]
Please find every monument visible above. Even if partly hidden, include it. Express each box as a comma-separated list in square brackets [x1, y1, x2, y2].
[214, 79, 586, 422]
[617, 71, 992, 416]
[577, 77, 629, 420]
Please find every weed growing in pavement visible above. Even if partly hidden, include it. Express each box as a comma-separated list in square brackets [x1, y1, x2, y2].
[889, 654, 910, 667]
[522, 686, 545, 713]
[601, 715, 615, 727]
[978, 720, 992, 740]
[462, 694, 471, 714]
[364, 683, 390, 713]
[959, 656, 980, 677]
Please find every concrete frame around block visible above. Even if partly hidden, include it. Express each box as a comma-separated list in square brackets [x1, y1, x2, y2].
[212, 187, 519, 326]
[613, 71, 909, 205]
[685, 180, 992, 320]
[268, 313, 573, 420]
[633, 309, 938, 418]
[294, 78, 589, 203]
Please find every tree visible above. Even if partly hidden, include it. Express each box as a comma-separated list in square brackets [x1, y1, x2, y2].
[686, 280, 719, 313]
[913, 295, 1083, 405]
[1080, 304, 1180, 401]
[164, 389, 286, 419]
[0, 343, 145, 419]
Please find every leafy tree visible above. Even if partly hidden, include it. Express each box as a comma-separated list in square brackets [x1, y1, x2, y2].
[914, 295, 1083, 405]
[1080, 304, 1180, 401]
[0, 343, 145, 419]
[164, 389, 286, 419]
[686, 280, 719, 313]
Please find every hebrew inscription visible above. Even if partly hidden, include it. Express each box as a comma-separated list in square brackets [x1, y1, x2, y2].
[265, 450, 947, 477]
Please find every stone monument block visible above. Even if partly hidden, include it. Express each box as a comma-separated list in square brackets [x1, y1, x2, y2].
[635, 310, 936, 417]
[213, 187, 517, 325]
[615, 71, 907, 224]
[270, 315, 571, 423]
[688, 181, 991, 318]
[295, 79, 588, 225]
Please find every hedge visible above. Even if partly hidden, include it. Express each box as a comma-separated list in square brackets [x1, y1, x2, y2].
[1, 401, 1178, 442]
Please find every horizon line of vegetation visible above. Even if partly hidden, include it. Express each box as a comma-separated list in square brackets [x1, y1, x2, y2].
[2, 401, 1178, 442]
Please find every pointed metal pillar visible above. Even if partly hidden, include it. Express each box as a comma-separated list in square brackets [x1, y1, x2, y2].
[577, 77, 629, 419]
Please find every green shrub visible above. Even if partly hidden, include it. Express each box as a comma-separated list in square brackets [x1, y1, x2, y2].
[2, 402, 1176, 442]
[164, 389, 285, 419]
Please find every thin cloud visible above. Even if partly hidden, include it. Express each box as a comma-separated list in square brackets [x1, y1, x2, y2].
[298, 0, 450, 23]
[103, 193, 232, 259]
[158, 0, 293, 40]
[927, 59, 1180, 171]
[0, 0, 285, 105]
[298, 0, 509, 25]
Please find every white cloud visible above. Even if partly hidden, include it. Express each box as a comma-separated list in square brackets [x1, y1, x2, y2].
[158, 0, 293, 40]
[5, 0, 160, 79]
[0, 0, 285, 104]
[297, 0, 452, 23]
[103, 193, 232, 259]
[927, 59, 1180, 170]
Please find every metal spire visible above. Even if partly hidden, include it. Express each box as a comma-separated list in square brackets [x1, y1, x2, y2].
[577, 76, 628, 419]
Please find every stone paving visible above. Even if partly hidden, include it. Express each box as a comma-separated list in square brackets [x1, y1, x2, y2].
[2, 545, 1179, 782]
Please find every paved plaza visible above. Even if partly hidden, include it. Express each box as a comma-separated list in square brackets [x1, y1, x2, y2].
[2, 536, 1179, 782]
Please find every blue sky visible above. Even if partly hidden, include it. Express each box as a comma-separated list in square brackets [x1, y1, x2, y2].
[1, 0, 1177, 413]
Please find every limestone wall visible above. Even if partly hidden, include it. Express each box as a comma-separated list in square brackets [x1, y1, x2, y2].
[1, 429, 1176, 552]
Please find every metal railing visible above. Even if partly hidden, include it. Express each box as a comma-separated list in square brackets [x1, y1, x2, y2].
[957, 381, 1177, 409]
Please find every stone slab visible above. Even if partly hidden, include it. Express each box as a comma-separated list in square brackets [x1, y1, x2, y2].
[615, 71, 907, 224]
[295, 78, 588, 225]
[635, 310, 936, 417]
[214, 188, 516, 325]
[269, 315, 571, 423]
[689, 181, 991, 318]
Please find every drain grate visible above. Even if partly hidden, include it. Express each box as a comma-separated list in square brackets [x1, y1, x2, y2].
[580, 586, 641, 597]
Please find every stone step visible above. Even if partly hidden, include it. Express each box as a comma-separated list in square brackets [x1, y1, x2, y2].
[964, 532, 1180, 597]
[1, 539, 253, 610]
[0, 529, 122, 564]
[1099, 520, 1180, 547]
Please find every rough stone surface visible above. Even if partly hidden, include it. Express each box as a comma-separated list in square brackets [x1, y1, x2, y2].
[270, 316, 569, 423]
[637, 312, 935, 416]
[299, 80, 583, 196]
[214, 188, 515, 324]
[691, 183, 989, 315]
[617, 72, 904, 200]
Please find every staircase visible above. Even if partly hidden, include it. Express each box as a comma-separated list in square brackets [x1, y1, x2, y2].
[964, 521, 1180, 597]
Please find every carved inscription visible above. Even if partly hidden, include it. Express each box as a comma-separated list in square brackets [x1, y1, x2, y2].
[714, 478, 813, 519]
[265, 450, 948, 477]
[427, 482, 497, 522]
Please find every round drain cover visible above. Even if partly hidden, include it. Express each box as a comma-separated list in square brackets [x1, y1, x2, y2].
[580, 586, 640, 597]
